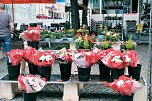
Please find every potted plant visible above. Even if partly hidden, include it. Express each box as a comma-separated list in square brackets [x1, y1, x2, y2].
[95, 37, 112, 50]
[98, 25, 108, 41]
[55, 31, 63, 42]
[18, 75, 46, 101]
[66, 29, 75, 42]
[120, 35, 137, 51]
[72, 51, 98, 82]
[41, 30, 56, 42]
[95, 39, 112, 81]
[7, 49, 23, 80]
[105, 75, 141, 101]
[55, 48, 74, 81]
[20, 26, 40, 50]
[74, 34, 95, 50]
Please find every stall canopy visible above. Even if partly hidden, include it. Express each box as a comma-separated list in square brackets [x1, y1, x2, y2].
[0, 0, 56, 4]
[0, 0, 56, 22]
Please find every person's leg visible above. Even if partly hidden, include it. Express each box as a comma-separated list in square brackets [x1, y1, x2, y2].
[4, 36, 11, 63]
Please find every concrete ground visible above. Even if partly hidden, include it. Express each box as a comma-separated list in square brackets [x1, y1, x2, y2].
[0, 44, 149, 101]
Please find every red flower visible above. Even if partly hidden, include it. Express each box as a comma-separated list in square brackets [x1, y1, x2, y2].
[75, 33, 81, 37]
[88, 36, 94, 44]
[91, 33, 95, 37]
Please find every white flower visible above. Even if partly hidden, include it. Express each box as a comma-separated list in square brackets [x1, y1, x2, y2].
[116, 80, 125, 87]
[29, 30, 36, 34]
[111, 56, 122, 63]
[125, 55, 131, 63]
[39, 55, 46, 61]
[45, 55, 52, 62]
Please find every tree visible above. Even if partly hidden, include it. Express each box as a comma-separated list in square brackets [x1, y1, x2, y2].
[82, 0, 89, 26]
[70, 0, 80, 30]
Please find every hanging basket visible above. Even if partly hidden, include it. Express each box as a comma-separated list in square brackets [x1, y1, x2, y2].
[23, 92, 37, 101]
[99, 62, 111, 80]
[7, 63, 21, 80]
[59, 62, 72, 81]
[27, 41, 39, 50]
[77, 67, 91, 82]
[38, 66, 51, 81]
[128, 64, 141, 81]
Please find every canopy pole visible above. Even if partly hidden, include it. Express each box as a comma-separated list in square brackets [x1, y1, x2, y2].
[11, 0, 14, 24]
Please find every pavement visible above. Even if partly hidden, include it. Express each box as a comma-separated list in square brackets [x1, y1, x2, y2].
[0, 44, 149, 101]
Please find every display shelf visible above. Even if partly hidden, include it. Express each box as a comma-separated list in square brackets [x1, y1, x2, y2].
[102, 0, 124, 40]
[70, 75, 111, 84]
[0, 74, 70, 84]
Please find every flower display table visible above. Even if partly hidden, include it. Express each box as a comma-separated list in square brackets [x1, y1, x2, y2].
[0, 69, 147, 101]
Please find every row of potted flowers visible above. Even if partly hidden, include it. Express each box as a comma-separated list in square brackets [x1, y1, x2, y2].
[7, 44, 139, 80]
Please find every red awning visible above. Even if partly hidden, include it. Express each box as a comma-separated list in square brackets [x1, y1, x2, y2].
[0, 0, 56, 4]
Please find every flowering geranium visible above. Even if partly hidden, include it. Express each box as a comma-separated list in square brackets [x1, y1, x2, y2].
[104, 75, 141, 96]
[20, 26, 40, 42]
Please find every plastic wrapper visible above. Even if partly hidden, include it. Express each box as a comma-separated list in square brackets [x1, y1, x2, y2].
[104, 75, 141, 96]
[102, 50, 124, 69]
[18, 75, 46, 93]
[20, 26, 40, 42]
[72, 51, 98, 68]
[33, 51, 55, 67]
[93, 48, 114, 60]
[56, 48, 77, 64]
[23, 46, 37, 62]
[126, 50, 139, 67]
[7, 49, 23, 65]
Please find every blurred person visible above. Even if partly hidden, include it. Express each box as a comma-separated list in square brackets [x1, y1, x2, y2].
[0, 3, 14, 63]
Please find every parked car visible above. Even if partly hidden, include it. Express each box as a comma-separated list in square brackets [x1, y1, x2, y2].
[36, 14, 49, 19]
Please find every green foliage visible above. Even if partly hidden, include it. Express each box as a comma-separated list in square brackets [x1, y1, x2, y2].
[83, 35, 90, 49]
[41, 30, 56, 40]
[98, 25, 108, 35]
[95, 37, 112, 50]
[120, 35, 136, 50]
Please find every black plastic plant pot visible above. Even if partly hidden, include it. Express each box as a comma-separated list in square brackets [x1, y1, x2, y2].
[23, 92, 37, 101]
[27, 41, 39, 50]
[111, 68, 125, 81]
[99, 62, 110, 80]
[59, 63, 72, 81]
[28, 63, 39, 75]
[77, 67, 91, 82]
[38, 66, 51, 81]
[119, 94, 134, 101]
[128, 64, 141, 81]
[7, 63, 20, 80]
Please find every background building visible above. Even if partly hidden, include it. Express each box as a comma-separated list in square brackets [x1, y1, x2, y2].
[5, 4, 36, 21]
